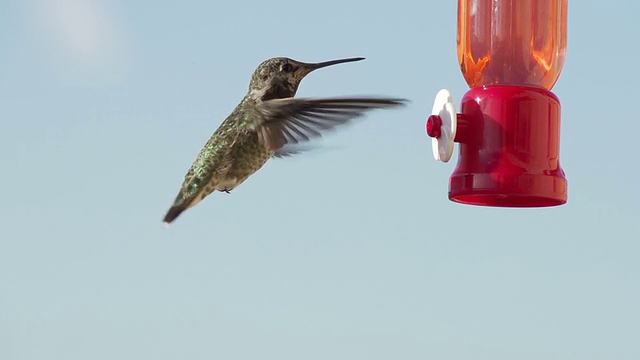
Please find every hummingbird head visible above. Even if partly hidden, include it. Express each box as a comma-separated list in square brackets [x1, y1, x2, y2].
[248, 57, 365, 100]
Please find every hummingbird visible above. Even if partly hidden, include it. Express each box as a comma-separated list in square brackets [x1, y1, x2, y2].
[163, 56, 406, 225]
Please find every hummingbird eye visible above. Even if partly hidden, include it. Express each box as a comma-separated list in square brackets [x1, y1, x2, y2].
[281, 63, 294, 73]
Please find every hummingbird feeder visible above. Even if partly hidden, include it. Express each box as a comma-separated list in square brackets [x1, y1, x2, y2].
[427, 0, 568, 207]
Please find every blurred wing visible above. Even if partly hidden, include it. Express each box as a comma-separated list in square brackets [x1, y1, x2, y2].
[272, 143, 315, 158]
[254, 97, 407, 152]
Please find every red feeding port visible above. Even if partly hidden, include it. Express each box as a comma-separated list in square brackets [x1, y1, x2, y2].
[449, 86, 566, 207]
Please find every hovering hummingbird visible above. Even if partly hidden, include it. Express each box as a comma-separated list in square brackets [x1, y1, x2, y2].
[163, 56, 406, 225]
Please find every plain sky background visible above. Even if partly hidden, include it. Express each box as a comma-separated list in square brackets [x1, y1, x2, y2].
[1, 0, 639, 359]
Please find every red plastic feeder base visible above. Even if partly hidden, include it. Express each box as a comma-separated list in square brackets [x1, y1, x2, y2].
[450, 86, 567, 207]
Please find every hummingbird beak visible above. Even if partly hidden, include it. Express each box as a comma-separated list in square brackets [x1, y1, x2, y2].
[300, 57, 365, 74]
[309, 57, 365, 70]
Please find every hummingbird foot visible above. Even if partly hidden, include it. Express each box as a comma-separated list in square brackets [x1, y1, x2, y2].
[219, 188, 231, 194]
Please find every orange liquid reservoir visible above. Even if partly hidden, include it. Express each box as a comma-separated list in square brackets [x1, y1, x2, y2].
[458, 0, 568, 89]
[426, 0, 568, 207]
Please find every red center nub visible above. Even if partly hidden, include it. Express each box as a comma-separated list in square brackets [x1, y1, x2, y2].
[426, 115, 442, 138]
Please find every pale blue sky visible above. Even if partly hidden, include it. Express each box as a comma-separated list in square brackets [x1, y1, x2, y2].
[1, 1, 639, 359]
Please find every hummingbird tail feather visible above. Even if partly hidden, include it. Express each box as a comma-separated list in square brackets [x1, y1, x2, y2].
[163, 205, 188, 225]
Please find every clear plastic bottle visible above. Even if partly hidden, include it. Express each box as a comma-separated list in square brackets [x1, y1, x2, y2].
[458, 0, 568, 89]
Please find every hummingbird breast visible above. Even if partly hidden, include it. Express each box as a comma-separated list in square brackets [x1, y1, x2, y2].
[217, 130, 272, 191]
